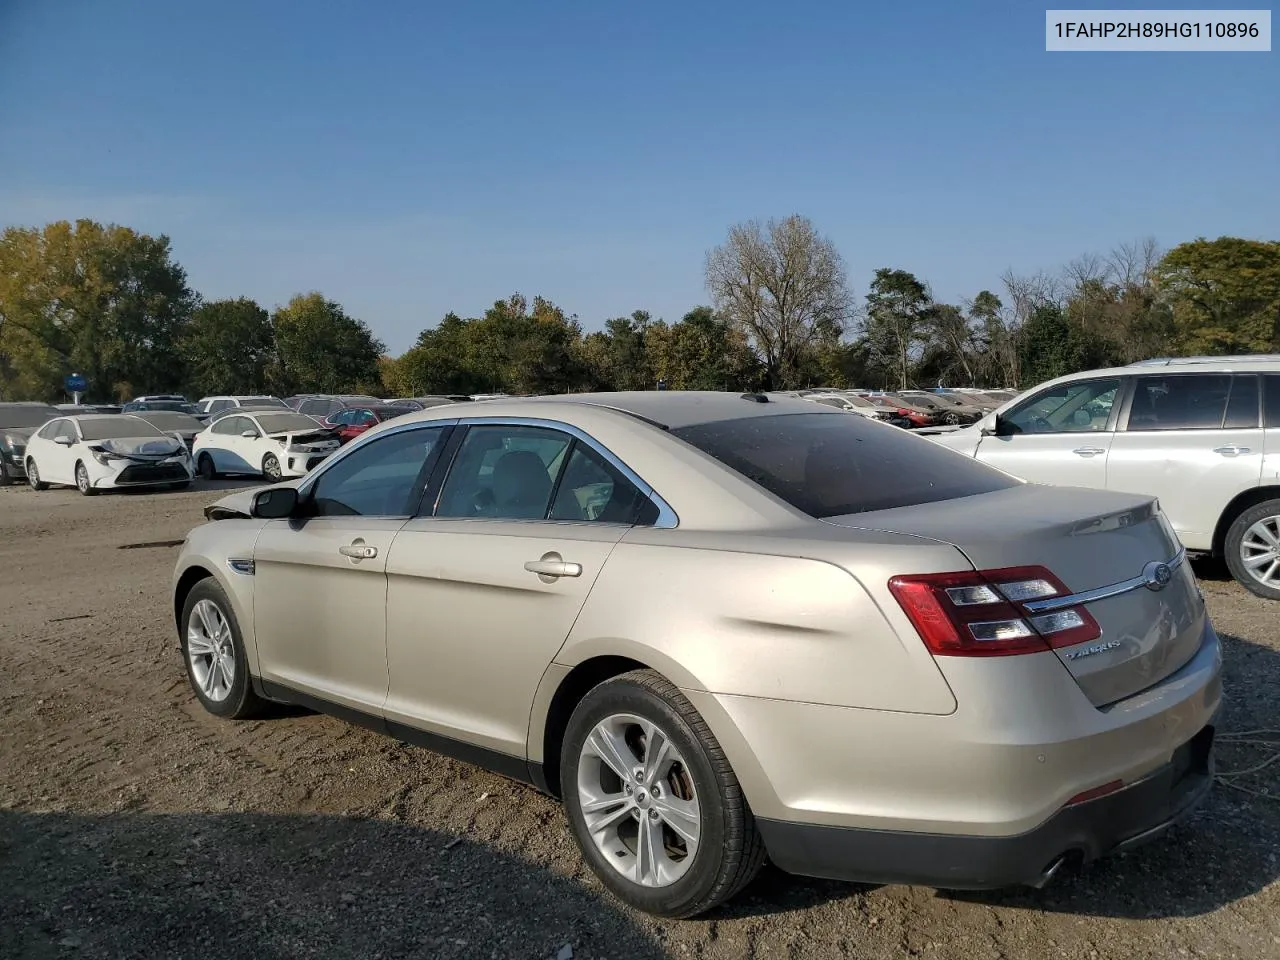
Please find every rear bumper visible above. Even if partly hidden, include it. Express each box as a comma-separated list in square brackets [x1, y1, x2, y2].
[759, 722, 1216, 889]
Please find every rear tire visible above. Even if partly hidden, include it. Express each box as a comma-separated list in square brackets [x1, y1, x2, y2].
[75, 462, 97, 496]
[197, 454, 218, 480]
[1225, 498, 1280, 600]
[26, 459, 48, 491]
[560, 669, 765, 918]
[262, 453, 282, 482]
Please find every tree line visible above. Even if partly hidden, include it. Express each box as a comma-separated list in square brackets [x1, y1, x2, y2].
[1, 217, 1277, 403]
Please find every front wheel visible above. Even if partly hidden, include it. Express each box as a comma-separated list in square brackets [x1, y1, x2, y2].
[26, 459, 48, 491]
[75, 462, 98, 496]
[561, 669, 765, 918]
[262, 453, 283, 482]
[180, 578, 265, 719]
[1225, 498, 1280, 600]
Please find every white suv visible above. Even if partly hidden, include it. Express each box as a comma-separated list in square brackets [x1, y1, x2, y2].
[930, 356, 1280, 599]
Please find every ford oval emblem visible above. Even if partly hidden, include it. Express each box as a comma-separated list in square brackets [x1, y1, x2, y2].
[1143, 561, 1173, 591]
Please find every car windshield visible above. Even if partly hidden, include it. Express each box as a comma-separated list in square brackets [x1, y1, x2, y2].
[242, 396, 287, 408]
[126, 400, 191, 412]
[135, 412, 202, 430]
[79, 417, 168, 441]
[0, 406, 60, 428]
[673, 412, 1017, 518]
[253, 413, 324, 434]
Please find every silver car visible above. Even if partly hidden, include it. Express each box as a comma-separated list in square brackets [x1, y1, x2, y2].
[173, 392, 1221, 917]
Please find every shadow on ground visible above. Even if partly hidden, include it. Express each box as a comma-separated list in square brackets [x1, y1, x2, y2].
[0, 810, 666, 960]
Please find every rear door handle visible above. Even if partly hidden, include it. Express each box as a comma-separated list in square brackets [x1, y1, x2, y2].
[338, 543, 378, 560]
[1072, 447, 1106, 457]
[524, 559, 582, 578]
[1213, 445, 1251, 457]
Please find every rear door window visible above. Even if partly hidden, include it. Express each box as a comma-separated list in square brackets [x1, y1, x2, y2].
[548, 443, 653, 524]
[1127, 375, 1232, 431]
[435, 425, 571, 520]
[672, 412, 1017, 518]
[1223, 375, 1260, 429]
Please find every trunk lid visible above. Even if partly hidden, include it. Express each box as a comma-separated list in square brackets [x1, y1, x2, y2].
[827, 484, 1205, 706]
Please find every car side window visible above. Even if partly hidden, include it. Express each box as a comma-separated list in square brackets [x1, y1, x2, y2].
[1265, 375, 1280, 429]
[299, 399, 320, 416]
[549, 442, 653, 524]
[330, 410, 352, 425]
[209, 399, 231, 413]
[212, 416, 242, 436]
[1126, 375, 1232, 431]
[1223, 375, 1260, 429]
[308, 426, 447, 517]
[436, 425, 571, 520]
[1003, 379, 1121, 435]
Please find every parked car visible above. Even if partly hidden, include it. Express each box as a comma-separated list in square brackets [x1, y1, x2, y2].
[174, 391, 1218, 918]
[55, 403, 122, 414]
[898, 390, 987, 424]
[123, 399, 199, 415]
[192, 410, 341, 481]
[0, 402, 60, 485]
[194, 396, 290, 420]
[929, 357, 1280, 598]
[800, 393, 913, 428]
[855, 394, 942, 428]
[287, 395, 384, 421]
[130, 410, 206, 452]
[26, 414, 193, 495]
[322, 404, 418, 444]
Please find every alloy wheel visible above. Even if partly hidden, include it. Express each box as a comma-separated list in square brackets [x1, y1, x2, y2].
[187, 599, 236, 703]
[576, 713, 701, 888]
[263, 454, 282, 481]
[1240, 514, 1280, 590]
[76, 464, 90, 493]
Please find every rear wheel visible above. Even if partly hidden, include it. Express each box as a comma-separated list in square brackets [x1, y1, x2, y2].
[262, 453, 282, 482]
[26, 459, 47, 491]
[75, 462, 97, 496]
[560, 669, 765, 918]
[1225, 498, 1280, 600]
[197, 454, 218, 480]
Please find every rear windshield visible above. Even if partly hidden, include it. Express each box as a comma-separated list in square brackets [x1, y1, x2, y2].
[253, 413, 324, 434]
[0, 405, 60, 428]
[672, 412, 1017, 518]
[80, 417, 167, 441]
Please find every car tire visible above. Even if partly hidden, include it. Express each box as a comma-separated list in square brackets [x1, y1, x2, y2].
[1224, 498, 1280, 601]
[262, 453, 282, 482]
[0, 460, 11, 486]
[180, 578, 265, 720]
[560, 669, 765, 918]
[197, 454, 219, 480]
[75, 462, 98, 496]
[26, 459, 48, 491]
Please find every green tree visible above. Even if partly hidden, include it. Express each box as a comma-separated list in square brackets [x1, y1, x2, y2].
[181, 297, 274, 396]
[1018, 303, 1110, 386]
[0, 219, 194, 401]
[1155, 237, 1280, 353]
[649, 306, 763, 390]
[862, 268, 931, 390]
[705, 215, 852, 388]
[271, 293, 385, 395]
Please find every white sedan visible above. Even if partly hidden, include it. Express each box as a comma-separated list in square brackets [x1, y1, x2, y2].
[25, 414, 194, 495]
[192, 410, 340, 482]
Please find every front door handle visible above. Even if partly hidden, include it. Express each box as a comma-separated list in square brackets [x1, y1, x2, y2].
[1072, 447, 1106, 457]
[1213, 445, 1251, 457]
[338, 541, 378, 560]
[524, 557, 582, 579]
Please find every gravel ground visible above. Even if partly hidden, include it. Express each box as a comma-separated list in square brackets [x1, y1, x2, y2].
[1, 481, 1277, 960]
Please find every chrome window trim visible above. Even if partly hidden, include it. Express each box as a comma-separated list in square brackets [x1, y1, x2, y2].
[1023, 548, 1186, 613]
[441, 415, 678, 528]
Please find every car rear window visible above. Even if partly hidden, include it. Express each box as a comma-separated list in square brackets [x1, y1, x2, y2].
[672, 412, 1018, 518]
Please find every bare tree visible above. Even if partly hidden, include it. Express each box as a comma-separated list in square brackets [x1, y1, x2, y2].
[1000, 269, 1062, 327]
[1108, 237, 1162, 289]
[705, 215, 853, 388]
[1063, 252, 1110, 291]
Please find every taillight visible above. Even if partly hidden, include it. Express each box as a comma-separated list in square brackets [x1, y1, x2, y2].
[888, 566, 1100, 657]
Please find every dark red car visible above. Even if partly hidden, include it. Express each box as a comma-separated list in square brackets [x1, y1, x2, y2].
[854, 394, 942, 428]
[322, 405, 417, 444]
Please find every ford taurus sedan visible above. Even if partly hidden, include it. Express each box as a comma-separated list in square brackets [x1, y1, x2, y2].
[172, 392, 1221, 917]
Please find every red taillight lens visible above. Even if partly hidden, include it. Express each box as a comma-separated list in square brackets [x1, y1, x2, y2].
[888, 566, 1101, 657]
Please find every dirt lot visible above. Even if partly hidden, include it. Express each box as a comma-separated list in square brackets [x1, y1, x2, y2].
[0, 482, 1277, 960]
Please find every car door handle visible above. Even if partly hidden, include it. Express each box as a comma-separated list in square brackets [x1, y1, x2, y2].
[524, 559, 582, 578]
[338, 543, 378, 560]
[1072, 447, 1106, 457]
[1213, 445, 1251, 457]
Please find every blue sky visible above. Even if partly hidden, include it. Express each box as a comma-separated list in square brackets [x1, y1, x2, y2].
[1, 0, 1276, 353]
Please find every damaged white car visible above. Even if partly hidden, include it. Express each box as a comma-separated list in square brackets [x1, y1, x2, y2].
[192, 411, 340, 482]
[25, 414, 194, 495]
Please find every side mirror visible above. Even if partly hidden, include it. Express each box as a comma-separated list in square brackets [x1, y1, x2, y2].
[241, 430, 259, 439]
[252, 486, 298, 519]
[54, 435, 74, 446]
[979, 413, 999, 436]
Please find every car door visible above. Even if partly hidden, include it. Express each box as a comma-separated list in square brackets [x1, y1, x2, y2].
[973, 376, 1123, 488]
[208, 416, 250, 473]
[252, 423, 453, 712]
[383, 422, 657, 760]
[32, 420, 70, 484]
[1106, 373, 1264, 550]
